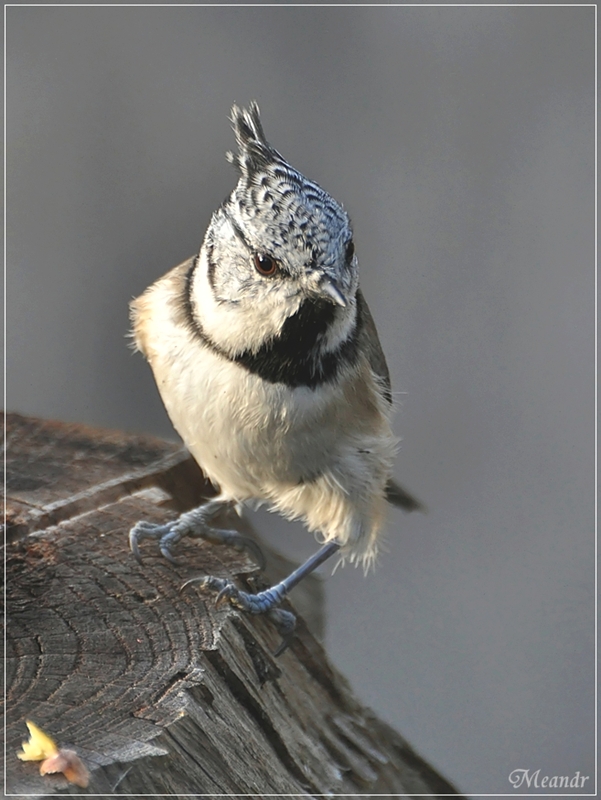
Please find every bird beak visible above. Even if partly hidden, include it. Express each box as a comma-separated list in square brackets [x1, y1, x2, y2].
[320, 276, 347, 307]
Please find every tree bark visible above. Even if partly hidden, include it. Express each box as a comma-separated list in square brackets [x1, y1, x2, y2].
[4, 413, 461, 798]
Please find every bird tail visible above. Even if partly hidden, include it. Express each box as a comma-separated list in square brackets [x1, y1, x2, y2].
[385, 479, 425, 513]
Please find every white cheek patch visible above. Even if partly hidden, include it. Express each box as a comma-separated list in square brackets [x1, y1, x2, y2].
[191, 249, 300, 355]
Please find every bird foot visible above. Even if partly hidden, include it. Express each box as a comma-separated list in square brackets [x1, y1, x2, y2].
[129, 501, 265, 569]
[181, 575, 296, 656]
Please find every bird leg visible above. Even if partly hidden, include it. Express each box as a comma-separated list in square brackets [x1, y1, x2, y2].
[182, 540, 341, 656]
[129, 498, 265, 569]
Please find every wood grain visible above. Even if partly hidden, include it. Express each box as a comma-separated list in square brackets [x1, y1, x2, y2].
[3, 413, 461, 797]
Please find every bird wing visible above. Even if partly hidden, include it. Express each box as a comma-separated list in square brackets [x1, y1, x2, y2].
[356, 288, 392, 404]
[357, 289, 424, 513]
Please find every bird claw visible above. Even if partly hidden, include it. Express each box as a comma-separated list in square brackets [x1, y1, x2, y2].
[129, 520, 184, 564]
[268, 608, 297, 657]
[181, 575, 296, 656]
[183, 575, 255, 611]
[129, 505, 265, 569]
[215, 579, 240, 608]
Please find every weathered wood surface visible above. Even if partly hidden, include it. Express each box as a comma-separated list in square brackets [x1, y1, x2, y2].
[3, 413, 461, 798]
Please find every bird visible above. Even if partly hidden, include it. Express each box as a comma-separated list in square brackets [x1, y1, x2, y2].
[129, 101, 422, 654]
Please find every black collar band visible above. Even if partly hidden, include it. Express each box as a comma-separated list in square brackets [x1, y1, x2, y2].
[184, 258, 361, 390]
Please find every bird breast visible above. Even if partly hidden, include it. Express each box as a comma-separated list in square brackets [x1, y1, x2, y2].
[131, 259, 394, 509]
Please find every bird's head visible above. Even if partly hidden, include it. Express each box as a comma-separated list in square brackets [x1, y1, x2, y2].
[190, 102, 359, 358]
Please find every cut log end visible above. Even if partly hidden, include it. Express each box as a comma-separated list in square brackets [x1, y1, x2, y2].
[3, 412, 462, 797]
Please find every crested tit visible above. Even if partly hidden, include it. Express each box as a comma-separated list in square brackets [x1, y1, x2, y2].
[130, 102, 421, 652]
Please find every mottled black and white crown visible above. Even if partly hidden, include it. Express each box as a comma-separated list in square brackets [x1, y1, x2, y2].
[224, 102, 352, 271]
[226, 101, 285, 177]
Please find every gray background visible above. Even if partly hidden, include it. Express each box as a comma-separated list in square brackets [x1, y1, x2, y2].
[7, 5, 595, 797]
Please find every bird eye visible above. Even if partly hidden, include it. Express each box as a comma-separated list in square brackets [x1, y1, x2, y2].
[253, 253, 278, 276]
[345, 240, 355, 262]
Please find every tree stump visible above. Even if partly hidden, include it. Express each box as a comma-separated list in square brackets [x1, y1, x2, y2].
[3, 413, 461, 798]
